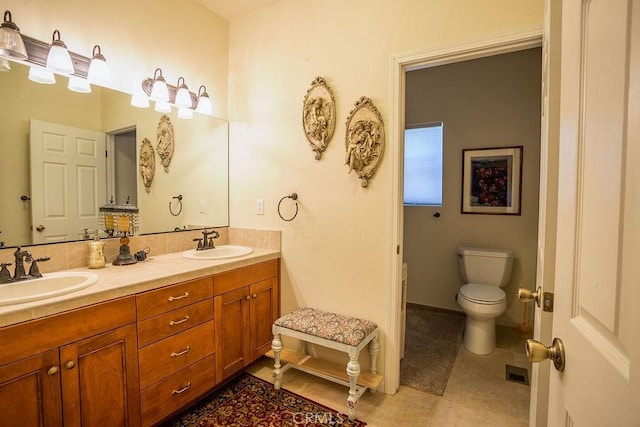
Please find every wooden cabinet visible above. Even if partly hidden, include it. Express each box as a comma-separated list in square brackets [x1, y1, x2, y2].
[136, 276, 216, 426]
[214, 260, 279, 381]
[0, 257, 280, 426]
[0, 297, 140, 427]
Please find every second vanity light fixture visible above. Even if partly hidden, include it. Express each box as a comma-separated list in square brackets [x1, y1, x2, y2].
[132, 68, 214, 118]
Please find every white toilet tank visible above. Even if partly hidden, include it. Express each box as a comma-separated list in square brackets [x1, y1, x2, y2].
[457, 246, 513, 287]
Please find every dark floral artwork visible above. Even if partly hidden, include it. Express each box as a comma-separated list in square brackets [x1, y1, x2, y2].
[462, 146, 522, 215]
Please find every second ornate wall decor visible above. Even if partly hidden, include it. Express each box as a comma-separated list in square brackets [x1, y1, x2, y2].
[302, 76, 336, 160]
[139, 137, 155, 193]
[156, 114, 175, 172]
[344, 96, 385, 187]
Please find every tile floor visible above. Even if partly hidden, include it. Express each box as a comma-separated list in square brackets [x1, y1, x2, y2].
[247, 325, 532, 427]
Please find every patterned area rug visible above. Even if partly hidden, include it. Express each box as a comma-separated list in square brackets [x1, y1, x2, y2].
[163, 373, 367, 426]
[400, 303, 465, 396]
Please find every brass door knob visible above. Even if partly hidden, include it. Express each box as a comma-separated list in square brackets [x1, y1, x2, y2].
[517, 287, 541, 307]
[526, 338, 565, 371]
[36, 225, 45, 232]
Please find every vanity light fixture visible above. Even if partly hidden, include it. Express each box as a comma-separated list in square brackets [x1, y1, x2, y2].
[46, 30, 74, 75]
[28, 65, 56, 84]
[68, 75, 91, 93]
[0, 10, 28, 61]
[149, 67, 170, 102]
[0, 58, 10, 72]
[178, 107, 193, 119]
[131, 81, 150, 108]
[195, 85, 213, 116]
[154, 100, 171, 113]
[87, 45, 110, 86]
[174, 77, 192, 108]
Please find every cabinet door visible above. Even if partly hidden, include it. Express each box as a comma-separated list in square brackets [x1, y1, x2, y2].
[249, 277, 278, 362]
[215, 286, 249, 381]
[60, 324, 140, 427]
[0, 349, 62, 426]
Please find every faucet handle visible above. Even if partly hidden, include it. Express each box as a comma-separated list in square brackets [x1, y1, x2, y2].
[0, 262, 12, 283]
[28, 257, 50, 278]
[192, 238, 204, 250]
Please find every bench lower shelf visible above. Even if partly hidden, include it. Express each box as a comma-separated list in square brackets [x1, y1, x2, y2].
[265, 348, 383, 390]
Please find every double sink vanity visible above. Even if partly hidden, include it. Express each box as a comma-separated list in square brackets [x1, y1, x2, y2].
[0, 240, 281, 426]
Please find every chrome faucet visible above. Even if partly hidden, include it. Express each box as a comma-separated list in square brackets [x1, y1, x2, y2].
[1, 247, 51, 283]
[194, 229, 220, 251]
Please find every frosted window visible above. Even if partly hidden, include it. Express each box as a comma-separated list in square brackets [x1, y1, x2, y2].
[404, 123, 443, 206]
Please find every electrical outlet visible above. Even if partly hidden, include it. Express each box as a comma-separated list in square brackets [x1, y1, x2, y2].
[256, 199, 264, 215]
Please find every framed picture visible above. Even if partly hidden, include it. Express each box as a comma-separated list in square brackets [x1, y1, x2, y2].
[461, 146, 523, 215]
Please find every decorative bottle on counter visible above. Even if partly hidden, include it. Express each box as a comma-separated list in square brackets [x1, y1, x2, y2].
[88, 230, 106, 269]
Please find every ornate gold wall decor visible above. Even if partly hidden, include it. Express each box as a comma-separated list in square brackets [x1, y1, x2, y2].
[344, 96, 385, 187]
[156, 114, 175, 172]
[302, 76, 336, 160]
[139, 137, 155, 193]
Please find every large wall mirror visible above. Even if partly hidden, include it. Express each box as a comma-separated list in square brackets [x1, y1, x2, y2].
[0, 61, 229, 248]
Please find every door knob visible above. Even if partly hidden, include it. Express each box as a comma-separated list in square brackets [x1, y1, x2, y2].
[526, 338, 565, 371]
[517, 287, 541, 307]
[36, 225, 45, 232]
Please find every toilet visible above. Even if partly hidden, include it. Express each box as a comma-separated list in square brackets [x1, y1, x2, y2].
[456, 246, 513, 355]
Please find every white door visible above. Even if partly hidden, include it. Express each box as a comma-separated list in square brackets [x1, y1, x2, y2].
[545, 0, 640, 424]
[30, 120, 106, 244]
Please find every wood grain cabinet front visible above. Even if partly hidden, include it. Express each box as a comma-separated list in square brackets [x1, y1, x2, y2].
[0, 297, 140, 427]
[136, 276, 216, 426]
[214, 260, 280, 381]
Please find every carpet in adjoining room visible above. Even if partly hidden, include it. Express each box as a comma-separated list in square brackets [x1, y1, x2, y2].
[400, 303, 465, 396]
[163, 372, 367, 426]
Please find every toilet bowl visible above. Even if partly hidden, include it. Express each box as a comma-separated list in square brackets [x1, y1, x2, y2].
[456, 247, 513, 355]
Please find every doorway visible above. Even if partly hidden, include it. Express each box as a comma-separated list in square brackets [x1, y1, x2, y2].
[107, 128, 137, 207]
[385, 27, 543, 401]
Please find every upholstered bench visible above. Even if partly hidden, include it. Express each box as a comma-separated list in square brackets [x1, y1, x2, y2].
[269, 307, 382, 421]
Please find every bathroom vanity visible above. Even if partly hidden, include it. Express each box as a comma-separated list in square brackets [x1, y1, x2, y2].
[0, 248, 280, 426]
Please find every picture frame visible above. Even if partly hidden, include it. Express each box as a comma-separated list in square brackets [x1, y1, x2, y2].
[461, 146, 523, 215]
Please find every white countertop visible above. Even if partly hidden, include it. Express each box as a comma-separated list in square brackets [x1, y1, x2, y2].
[0, 247, 280, 328]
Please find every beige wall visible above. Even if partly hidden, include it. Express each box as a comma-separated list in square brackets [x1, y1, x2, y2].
[404, 48, 542, 326]
[227, 0, 544, 381]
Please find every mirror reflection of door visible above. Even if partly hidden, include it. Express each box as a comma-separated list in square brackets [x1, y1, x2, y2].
[29, 120, 107, 244]
[111, 129, 137, 207]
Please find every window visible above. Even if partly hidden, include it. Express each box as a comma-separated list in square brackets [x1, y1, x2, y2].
[403, 122, 443, 206]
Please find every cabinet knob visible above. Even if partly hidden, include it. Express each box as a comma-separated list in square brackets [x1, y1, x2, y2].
[246, 295, 251, 300]
[47, 366, 59, 376]
[65, 361, 76, 370]
[252, 294, 257, 299]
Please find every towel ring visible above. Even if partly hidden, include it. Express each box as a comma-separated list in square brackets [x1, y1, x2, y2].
[278, 193, 298, 222]
[169, 194, 183, 216]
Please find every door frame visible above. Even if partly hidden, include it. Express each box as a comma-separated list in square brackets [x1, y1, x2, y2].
[385, 24, 545, 415]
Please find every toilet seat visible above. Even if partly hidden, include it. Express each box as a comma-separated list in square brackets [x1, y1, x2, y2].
[459, 283, 506, 305]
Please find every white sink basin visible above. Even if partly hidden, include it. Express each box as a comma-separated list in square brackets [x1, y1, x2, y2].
[0, 272, 99, 306]
[182, 245, 253, 260]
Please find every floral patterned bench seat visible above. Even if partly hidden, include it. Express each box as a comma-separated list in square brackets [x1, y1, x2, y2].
[271, 307, 381, 421]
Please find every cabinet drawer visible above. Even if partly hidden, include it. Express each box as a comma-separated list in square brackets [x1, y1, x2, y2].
[136, 276, 213, 320]
[214, 259, 278, 295]
[137, 299, 213, 348]
[138, 320, 214, 389]
[140, 354, 215, 426]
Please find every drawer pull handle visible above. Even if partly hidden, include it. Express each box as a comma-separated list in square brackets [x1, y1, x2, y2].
[171, 346, 191, 358]
[171, 382, 192, 395]
[168, 292, 189, 302]
[169, 315, 190, 326]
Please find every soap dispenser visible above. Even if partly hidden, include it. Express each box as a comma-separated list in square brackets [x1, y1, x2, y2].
[88, 230, 106, 269]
